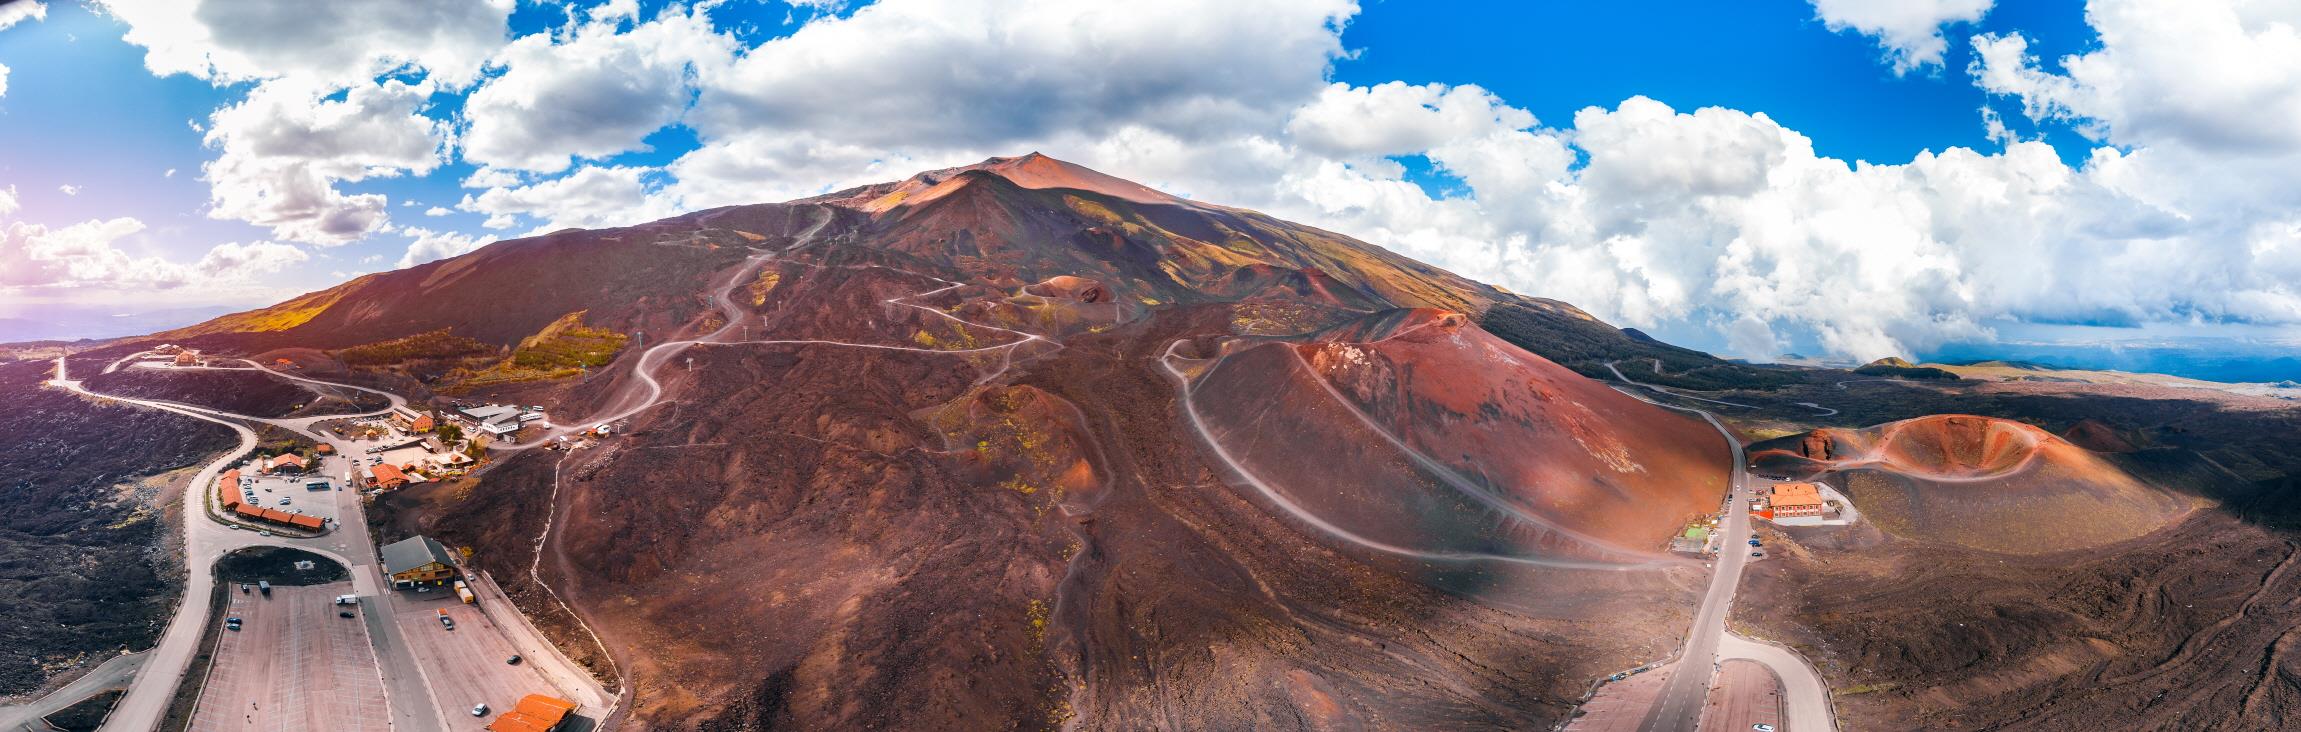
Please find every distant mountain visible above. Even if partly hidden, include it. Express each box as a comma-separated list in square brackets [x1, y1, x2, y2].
[0, 305, 237, 344]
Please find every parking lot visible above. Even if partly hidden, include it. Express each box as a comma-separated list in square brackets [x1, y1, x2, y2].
[1564, 664, 1674, 732]
[388, 588, 574, 730]
[233, 471, 343, 525]
[1700, 659, 1787, 732]
[188, 582, 389, 732]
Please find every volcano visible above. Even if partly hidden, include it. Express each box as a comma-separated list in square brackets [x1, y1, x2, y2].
[157, 154, 1740, 729]
[1749, 415, 2194, 553]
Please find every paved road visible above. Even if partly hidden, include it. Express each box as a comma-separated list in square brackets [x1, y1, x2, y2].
[1719, 635, 1833, 732]
[0, 652, 147, 731]
[48, 353, 604, 732]
[1601, 362, 1836, 732]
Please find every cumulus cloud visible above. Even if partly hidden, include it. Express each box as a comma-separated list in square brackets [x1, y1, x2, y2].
[0, 1, 34, 98]
[395, 226, 489, 268]
[56, 184, 78, 196]
[0, 0, 43, 32]
[95, 0, 512, 89]
[458, 165, 681, 233]
[0, 214, 306, 290]
[461, 5, 734, 172]
[687, 0, 1356, 149]
[1972, 0, 2301, 154]
[1810, 0, 1993, 73]
[201, 78, 450, 244]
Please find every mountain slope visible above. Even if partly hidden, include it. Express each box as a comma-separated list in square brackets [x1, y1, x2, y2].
[299, 154, 1748, 730]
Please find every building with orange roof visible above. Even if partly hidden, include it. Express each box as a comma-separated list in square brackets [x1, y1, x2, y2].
[315, 443, 335, 455]
[1769, 482, 1826, 518]
[370, 463, 410, 490]
[217, 469, 243, 510]
[267, 452, 308, 473]
[487, 694, 578, 732]
[173, 351, 199, 366]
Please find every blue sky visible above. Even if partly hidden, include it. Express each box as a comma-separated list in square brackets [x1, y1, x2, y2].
[1, 0, 2298, 377]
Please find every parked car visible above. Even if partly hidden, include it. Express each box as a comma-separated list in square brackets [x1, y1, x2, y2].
[1754, 724, 1776, 732]
[438, 611, 455, 630]
[471, 703, 488, 717]
[506, 655, 523, 665]
[1747, 539, 1761, 547]
[338, 611, 355, 618]
[1750, 551, 1764, 558]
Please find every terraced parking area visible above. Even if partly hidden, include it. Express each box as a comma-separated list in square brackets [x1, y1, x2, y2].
[188, 583, 388, 732]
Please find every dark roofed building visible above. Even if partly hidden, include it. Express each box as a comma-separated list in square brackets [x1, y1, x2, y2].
[381, 535, 458, 586]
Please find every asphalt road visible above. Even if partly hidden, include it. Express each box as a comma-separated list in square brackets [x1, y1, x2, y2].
[48, 354, 605, 732]
[0, 652, 146, 731]
[1603, 362, 1836, 732]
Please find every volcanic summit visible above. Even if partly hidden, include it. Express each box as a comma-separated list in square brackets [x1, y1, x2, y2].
[155, 154, 1742, 729]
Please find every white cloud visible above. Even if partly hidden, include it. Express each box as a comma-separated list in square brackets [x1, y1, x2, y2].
[95, 0, 512, 89]
[0, 63, 10, 98]
[164, 168, 177, 178]
[688, 0, 1357, 150]
[395, 226, 489, 268]
[424, 207, 451, 217]
[458, 165, 680, 234]
[1810, 0, 1993, 73]
[1972, 0, 2301, 154]
[192, 240, 308, 279]
[0, 1, 44, 32]
[1287, 81, 1538, 159]
[587, 0, 639, 24]
[0, 213, 305, 290]
[56, 184, 78, 196]
[461, 5, 734, 172]
[201, 78, 450, 244]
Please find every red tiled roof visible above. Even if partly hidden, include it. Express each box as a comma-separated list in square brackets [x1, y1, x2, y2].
[371, 463, 409, 485]
[1771, 482, 1824, 508]
[285, 514, 324, 529]
[487, 695, 577, 732]
[217, 469, 241, 508]
[273, 453, 307, 469]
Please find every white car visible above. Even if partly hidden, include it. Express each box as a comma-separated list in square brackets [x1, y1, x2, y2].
[471, 703, 488, 716]
[1753, 724, 1776, 732]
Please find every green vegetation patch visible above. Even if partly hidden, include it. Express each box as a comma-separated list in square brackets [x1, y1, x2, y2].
[509, 311, 629, 370]
[335, 329, 496, 365]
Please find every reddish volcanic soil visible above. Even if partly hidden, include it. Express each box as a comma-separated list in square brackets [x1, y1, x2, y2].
[1751, 415, 2194, 553]
[333, 155, 1736, 730]
[1171, 307, 1727, 568]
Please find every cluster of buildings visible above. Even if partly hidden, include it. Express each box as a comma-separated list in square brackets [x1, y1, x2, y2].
[391, 402, 544, 440]
[1751, 481, 1835, 522]
[213, 461, 326, 532]
[143, 344, 208, 368]
[455, 403, 544, 438]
